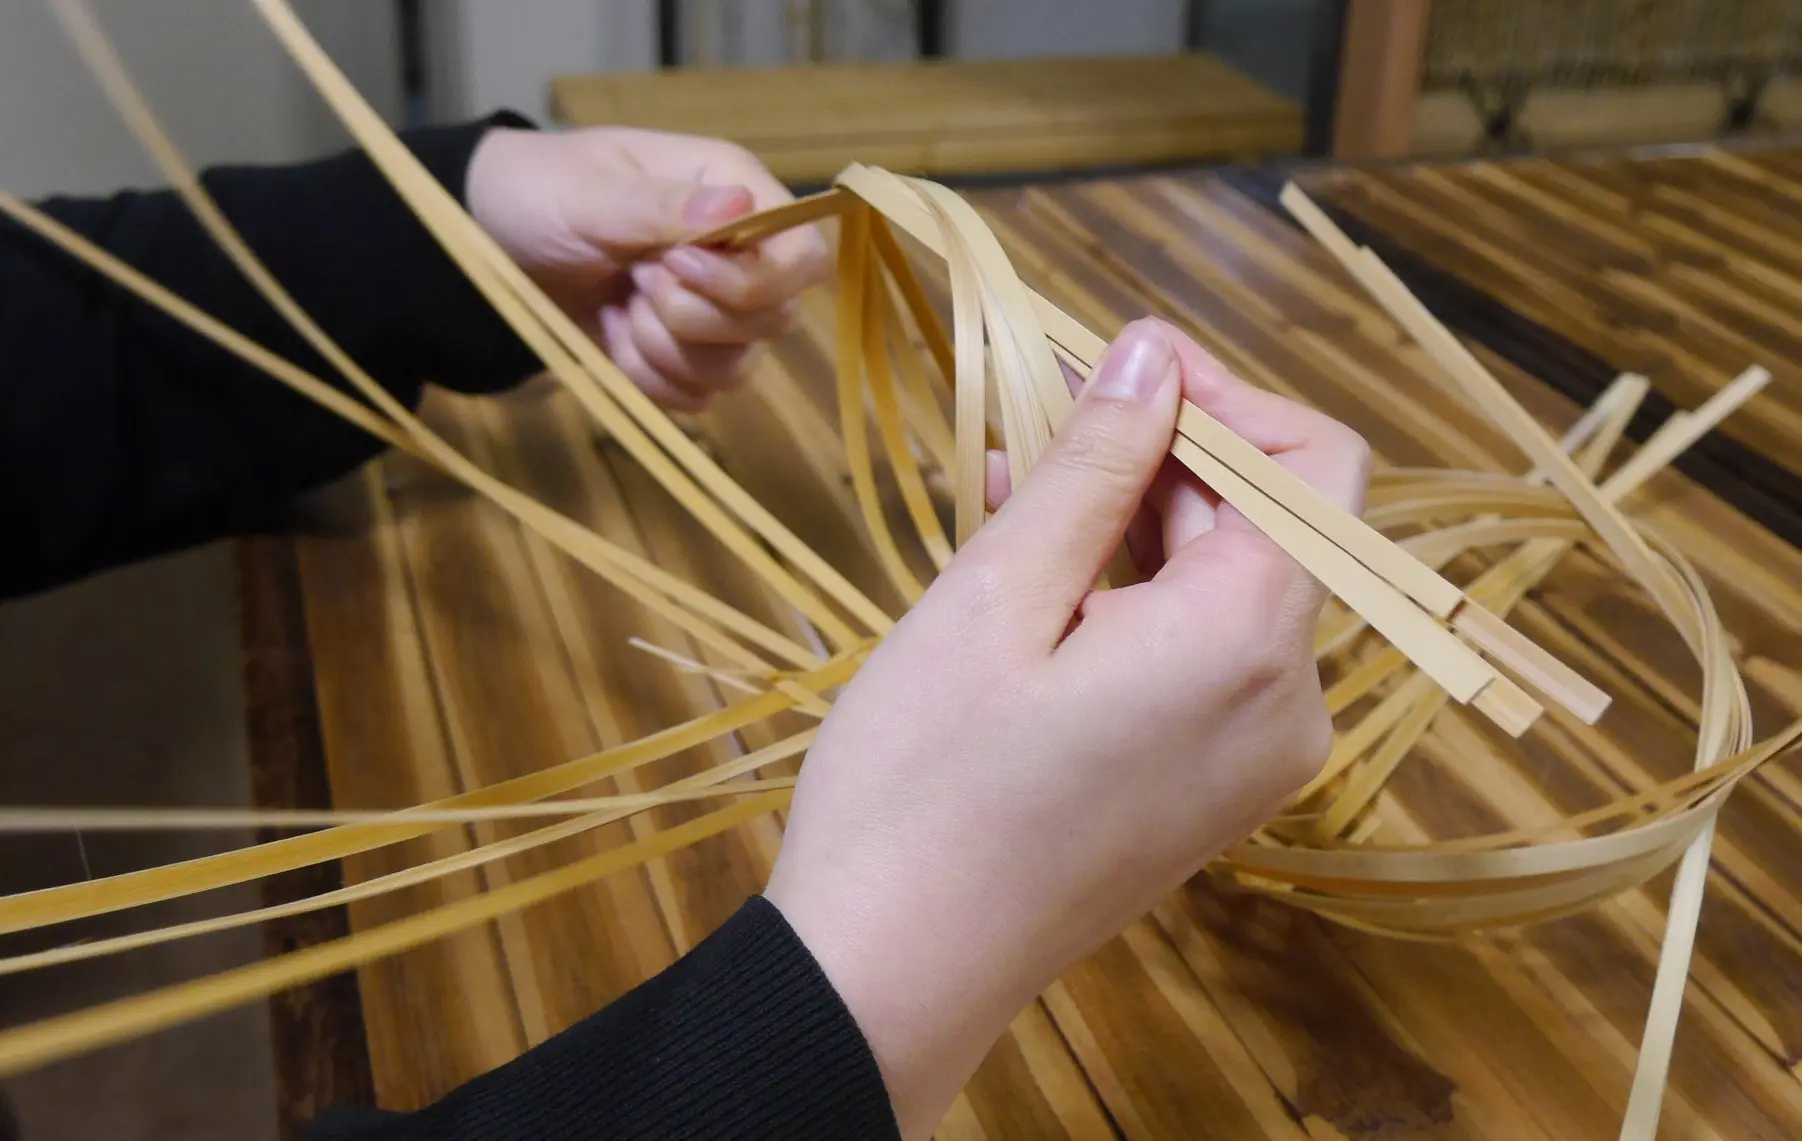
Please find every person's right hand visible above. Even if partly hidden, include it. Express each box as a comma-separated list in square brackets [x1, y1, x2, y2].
[764, 317, 1372, 1140]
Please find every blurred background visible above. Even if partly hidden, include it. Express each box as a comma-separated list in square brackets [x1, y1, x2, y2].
[0, 1, 1334, 197]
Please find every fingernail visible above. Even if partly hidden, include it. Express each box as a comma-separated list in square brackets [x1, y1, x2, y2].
[683, 185, 747, 227]
[629, 261, 660, 294]
[666, 246, 711, 284]
[1092, 323, 1175, 403]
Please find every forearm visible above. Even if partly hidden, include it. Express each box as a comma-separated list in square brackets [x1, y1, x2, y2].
[309, 896, 900, 1141]
[0, 113, 539, 599]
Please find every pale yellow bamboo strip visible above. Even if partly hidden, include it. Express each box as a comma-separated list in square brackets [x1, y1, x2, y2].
[1616, 520, 1750, 1141]
[939, 197, 999, 546]
[1303, 843, 1692, 932]
[1433, 382, 1642, 724]
[834, 163, 1576, 732]
[626, 637, 769, 696]
[1319, 396, 1643, 760]
[0, 188, 820, 676]
[915, 183, 1048, 491]
[867, 212, 961, 469]
[43, 2, 833, 680]
[910, 178, 1073, 440]
[1311, 344, 1758, 716]
[1322, 394, 1654, 809]
[1225, 541, 1764, 947]
[1450, 603, 1609, 723]
[1398, 518, 1588, 567]
[1604, 367, 1769, 500]
[1326, 235, 1692, 630]
[0, 652, 860, 935]
[252, 0, 896, 643]
[0, 731, 817, 979]
[0, 792, 791, 1079]
[844, 165, 1483, 622]
[0, 780, 797, 834]
[864, 212, 956, 381]
[1529, 374, 1649, 486]
[1302, 672, 1441, 800]
[1183, 398, 1467, 619]
[862, 252, 954, 570]
[1168, 434, 1506, 707]
[834, 205, 926, 602]
[695, 187, 855, 249]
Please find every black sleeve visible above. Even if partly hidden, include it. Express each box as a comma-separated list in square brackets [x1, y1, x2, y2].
[0, 111, 543, 601]
[309, 896, 901, 1141]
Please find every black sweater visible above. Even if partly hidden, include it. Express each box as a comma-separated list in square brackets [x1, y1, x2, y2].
[0, 115, 899, 1140]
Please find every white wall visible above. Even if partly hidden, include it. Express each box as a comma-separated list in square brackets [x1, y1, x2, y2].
[948, 0, 1187, 59]
[0, 0, 401, 199]
[677, 0, 918, 67]
[426, 0, 658, 123]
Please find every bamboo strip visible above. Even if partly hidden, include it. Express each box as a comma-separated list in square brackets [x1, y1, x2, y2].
[0, 793, 792, 1079]
[0, 654, 858, 936]
[249, 0, 896, 646]
[0, 780, 797, 834]
[836, 163, 1591, 732]
[834, 204, 925, 603]
[0, 730, 816, 979]
[862, 253, 954, 570]
[0, 190, 826, 680]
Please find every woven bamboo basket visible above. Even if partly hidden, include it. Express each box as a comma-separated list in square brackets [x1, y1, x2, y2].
[0, 3, 1797, 1139]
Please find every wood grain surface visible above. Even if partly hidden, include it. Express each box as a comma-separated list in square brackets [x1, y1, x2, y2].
[236, 535, 375, 1141]
[1304, 147, 1802, 540]
[288, 160, 1802, 1137]
[550, 54, 1301, 184]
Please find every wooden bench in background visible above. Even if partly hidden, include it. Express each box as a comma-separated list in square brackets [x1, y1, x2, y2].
[550, 53, 1303, 184]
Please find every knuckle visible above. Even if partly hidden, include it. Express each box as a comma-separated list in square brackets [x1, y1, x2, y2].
[661, 290, 717, 338]
[718, 140, 761, 168]
[1302, 706, 1335, 771]
[1048, 420, 1146, 488]
[710, 271, 758, 311]
[770, 301, 802, 336]
[1235, 637, 1303, 709]
[932, 555, 1017, 631]
[1337, 424, 1374, 483]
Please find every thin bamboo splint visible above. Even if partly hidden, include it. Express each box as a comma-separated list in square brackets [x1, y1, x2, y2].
[0, 4, 1797, 1139]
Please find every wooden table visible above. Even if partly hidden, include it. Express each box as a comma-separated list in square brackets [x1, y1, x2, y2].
[252, 151, 1802, 1139]
[550, 54, 1301, 183]
[1299, 144, 1802, 546]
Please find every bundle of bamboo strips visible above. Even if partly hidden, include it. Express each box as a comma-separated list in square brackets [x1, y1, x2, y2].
[0, 4, 1796, 1139]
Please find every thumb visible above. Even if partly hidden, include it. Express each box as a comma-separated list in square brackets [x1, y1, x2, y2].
[567, 175, 756, 253]
[958, 319, 1181, 639]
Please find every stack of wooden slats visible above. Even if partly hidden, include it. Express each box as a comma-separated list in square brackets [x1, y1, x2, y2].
[550, 54, 1302, 183]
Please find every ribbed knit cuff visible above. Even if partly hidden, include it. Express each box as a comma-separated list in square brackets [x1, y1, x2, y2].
[312, 895, 901, 1141]
[402, 109, 537, 206]
[370, 109, 543, 394]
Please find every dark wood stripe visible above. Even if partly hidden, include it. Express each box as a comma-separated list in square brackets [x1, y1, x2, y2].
[235, 535, 375, 1140]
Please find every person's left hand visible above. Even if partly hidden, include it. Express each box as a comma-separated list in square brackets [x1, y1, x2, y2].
[467, 125, 829, 411]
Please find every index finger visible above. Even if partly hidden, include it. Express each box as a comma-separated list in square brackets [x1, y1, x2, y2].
[694, 148, 831, 287]
[1162, 324, 1371, 544]
[1146, 323, 1371, 615]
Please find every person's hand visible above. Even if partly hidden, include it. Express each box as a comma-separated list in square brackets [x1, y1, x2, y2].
[466, 126, 828, 410]
[764, 318, 1371, 1138]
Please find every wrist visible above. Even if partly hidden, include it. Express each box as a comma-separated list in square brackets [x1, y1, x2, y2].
[765, 856, 1046, 1140]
